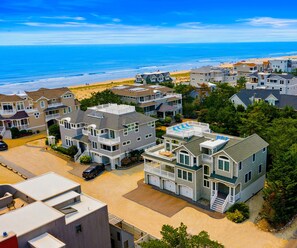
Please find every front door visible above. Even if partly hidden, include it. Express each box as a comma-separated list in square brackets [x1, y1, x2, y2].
[218, 183, 229, 198]
[79, 142, 86, 152]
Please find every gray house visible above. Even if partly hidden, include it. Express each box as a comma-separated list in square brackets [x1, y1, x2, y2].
[135, 71, 172, 84]
[58, 104, 156, 169]
[143, 121, 268, 213]
[230, 89, 297, 110]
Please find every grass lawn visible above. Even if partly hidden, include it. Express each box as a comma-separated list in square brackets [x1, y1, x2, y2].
[4, 131, 47, 149]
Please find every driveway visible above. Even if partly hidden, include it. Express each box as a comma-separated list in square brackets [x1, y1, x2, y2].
[0, 140, 289, 248]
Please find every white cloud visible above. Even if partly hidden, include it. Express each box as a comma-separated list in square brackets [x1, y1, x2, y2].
[177, 22, 202, 29]
[240, 17, 297, 28]
[112, 18, 121, 23]
[42, 16, 86, 21]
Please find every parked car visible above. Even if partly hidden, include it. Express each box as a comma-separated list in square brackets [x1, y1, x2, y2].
[82, 164, 105, 179]
[0, 141, 8, 151]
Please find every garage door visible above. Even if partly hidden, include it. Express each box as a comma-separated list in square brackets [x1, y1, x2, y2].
[164, 180, 176, 193]
[148, 175, 160, 187]
[180, 185, 193, 199]
[92, 153, 101, 163]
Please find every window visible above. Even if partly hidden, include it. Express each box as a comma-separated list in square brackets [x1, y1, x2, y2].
[68, 106, 72, 113]
[75, 224, 82, 233]
[178, 169, 182, 178]
[124, 122, 139, 135]
[65, 137, 73, 147]
[193, 157, 197, 165]
[117, 232, 121, 241]
[179, 151, 190, 166]
[145, 133, 153, 139]
[239, 162, 242, 171]
[263, 147, 266, 153]
[64, 121, 71, 129]
[92, 141, 98, 149]
[203, 166, 210, 188]
[252, 154, 256, 163]
[258, 164, 262, 174]
[16, 102, 24, 111]
[90, 128, 97, 137]
[100, 144, 111, 151]
[147, 121, 155, 128]
[137, 137, 141, 142]
[218, 156, 230, 172]
[63, 93, 73, 99]
[188, 172, 192, 182]
[34, 112, 40, 119]
[40, 100, 45, 108]
[122, 140, 131, 146]
[245, 171, 252, 183]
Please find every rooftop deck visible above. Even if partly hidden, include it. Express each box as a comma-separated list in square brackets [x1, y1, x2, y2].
[166, 121, 210, 139]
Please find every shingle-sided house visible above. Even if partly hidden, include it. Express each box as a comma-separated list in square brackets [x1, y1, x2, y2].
[111, 84, 182, 118]
[135, 71, 172, 84]
[58, 104, 156, 169]
[0, 87, 79, 139]
[230, 89, 297, 110]
[143, 121, 268, 213]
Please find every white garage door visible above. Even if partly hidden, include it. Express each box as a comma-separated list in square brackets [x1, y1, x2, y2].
[180, 185, 193, 199]
[164, 180, 176, 193]
[92, 153, 101, 163]
[148, 175, 160, 187]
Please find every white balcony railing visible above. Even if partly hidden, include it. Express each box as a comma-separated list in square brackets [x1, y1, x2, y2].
[140, 93, 182, 104]
[145, 144, 176, 161]
[97, 136, 120, 146]
[45, 113, 60, 121]
[235, 192, 241, 202]
[0, 126, 6, 136]
[221, 194, 230, 213]
[0, 110, 17, 116]
[25, 108, 38, 113]
[201, 154, 213, 164]
[48, 102, 64, 108]
[210, 190, 218, 207]
[144, 164, 175, 180]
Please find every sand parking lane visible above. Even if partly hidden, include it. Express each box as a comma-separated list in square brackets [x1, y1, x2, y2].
[0, 142, 289, 248]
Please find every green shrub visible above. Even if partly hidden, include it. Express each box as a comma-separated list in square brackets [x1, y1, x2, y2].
[56, 146, 69, 155]
[156, 129, 165, 138]
[80, 155, 92, 164]
[19, 130, 28, 135]
[226, 209, 246, 223]
[226, 202, 250, 223]
[10, 127, 20, 139]
[45, 138, 49, 146]
[67, 145, 78, 158]
[174, 113, 182, 123]
[164, 116, 172, 125]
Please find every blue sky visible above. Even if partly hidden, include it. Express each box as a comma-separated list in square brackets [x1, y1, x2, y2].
[1, 0, 297, 45]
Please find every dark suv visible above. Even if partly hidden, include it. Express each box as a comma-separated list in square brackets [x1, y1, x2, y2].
[82, 164, 105, 179]
[0, 141, 8, 151]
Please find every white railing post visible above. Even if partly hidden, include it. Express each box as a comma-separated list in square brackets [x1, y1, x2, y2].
[221, 194, 230, 213]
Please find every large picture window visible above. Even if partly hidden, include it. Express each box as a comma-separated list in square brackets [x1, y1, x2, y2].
[218, 156, 230, 172]
[179, 150, 190, 166]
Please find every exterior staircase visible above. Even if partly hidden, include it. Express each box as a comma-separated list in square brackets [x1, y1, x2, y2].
[75, 150, 90, 163]
[211, 197, 225, 213]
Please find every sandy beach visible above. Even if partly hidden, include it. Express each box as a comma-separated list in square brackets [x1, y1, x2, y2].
[70, 70, 190, 100]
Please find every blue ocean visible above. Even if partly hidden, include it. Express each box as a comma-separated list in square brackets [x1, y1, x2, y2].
[1, 42, 297, 94]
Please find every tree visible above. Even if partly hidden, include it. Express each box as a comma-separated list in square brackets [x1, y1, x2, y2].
[80, 89, 122, 110]
[48, 124, 61, 140]
[236, 77, 247, 90]
[141, 223, 224, 248]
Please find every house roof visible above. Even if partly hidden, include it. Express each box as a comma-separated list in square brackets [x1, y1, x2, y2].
[25, 87, 71, 101]
[0, 111, 29, 120]
[139, 101, 157, 108]
[232, 89, 297, 110]
[156, 104, 176, 112]
[0, 94, 23, 102]
[219, 134, 268, 163]
[59, 107, 156, 130]
[111, 84, 173, 97]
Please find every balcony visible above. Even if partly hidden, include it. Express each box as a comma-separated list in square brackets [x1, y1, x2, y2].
[145, 144, 176, 161]
[0, 109, 17, 116]
[45, 113, 60, 121]
[25, 108, 38, 113]
[166, 121, 210, 139]
[98, 135, 120, 146]
[144, 163, 175, 180]
[48, 102, 64, 108]
[82, 129, 89, 135]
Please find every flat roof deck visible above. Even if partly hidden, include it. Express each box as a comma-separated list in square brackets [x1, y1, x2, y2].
[28, 232, 65, 248]
[13, 172, 80, 201]
[0, 202, 64, 236]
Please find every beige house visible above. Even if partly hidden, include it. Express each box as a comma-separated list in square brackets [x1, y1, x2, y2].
[0, 87, 79, 138]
